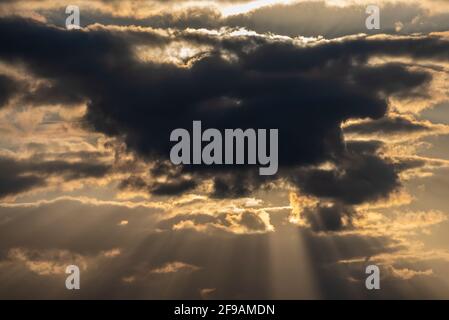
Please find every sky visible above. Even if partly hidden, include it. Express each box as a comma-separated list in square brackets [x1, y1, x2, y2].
[1, 0, 449, 299]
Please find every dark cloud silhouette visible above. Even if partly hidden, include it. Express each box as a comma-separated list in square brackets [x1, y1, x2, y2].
[22, 80, 87, 107]
[0, 16, 441, 202]
[345, 140, 384, 155]
[290, 153, 400, 205]
[119, 172, 198, 196]
[210, 172, 270, 199]
[0, 74, 20, 107]
[350, 63, 432, 98]
[0, 157, 44, 198]
[151, 179, 198, 196]
[0, 155, 111, 198]
[303, 203, 356, 232]
[345, 116, 432, 135]
[29, 159, 110, 179]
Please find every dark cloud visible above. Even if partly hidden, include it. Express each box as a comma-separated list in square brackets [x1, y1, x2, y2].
[0, 17, 441, 205]
[291, 153, 400, 205]
[150, 179, 197, 196]
[28, 149, 111, 162]
[0, 155, 111, 198]
[345, 116, 432, 135]
[119, 173, 198, 196]
[211, 172, 270, 199]
[350, 63, 432, 98]
[392, 157, 427, 173]
[29, 159, 110, 179]
[303, 203, 356, 232]
[0, 156, 44, 198]
[22, 80, 87, 107]
[0, 16, 442, 202]
[0, 74, 20, 107]
[118, 175, 148, 190]
[239, 210, 268, 231]
[345, 140, 384, 155]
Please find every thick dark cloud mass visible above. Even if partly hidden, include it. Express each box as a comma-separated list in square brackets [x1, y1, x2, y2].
[350, 63, 431, 98]
[287, 139, 403, 231]
[0, 155, 111, 198]
[0, 157, 44, 198]
[0, 17, 442, 201]
[22, 80, 87, 107]
[291, 153, 400, 205]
